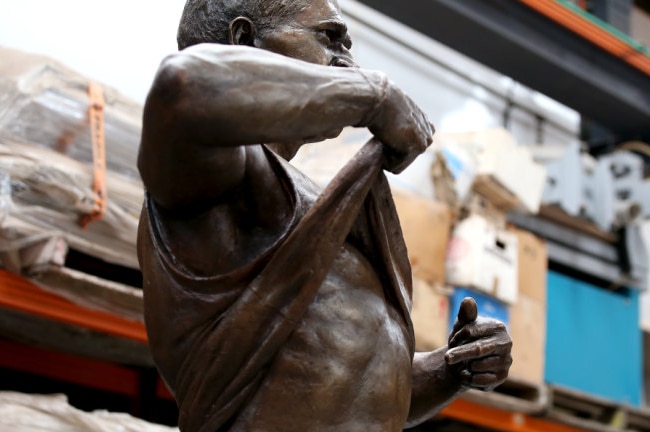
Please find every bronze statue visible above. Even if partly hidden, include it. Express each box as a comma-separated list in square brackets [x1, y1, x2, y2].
[137, 0, 512, 430]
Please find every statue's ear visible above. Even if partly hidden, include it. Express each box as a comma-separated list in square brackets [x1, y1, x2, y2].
[229, 16, 256, 46]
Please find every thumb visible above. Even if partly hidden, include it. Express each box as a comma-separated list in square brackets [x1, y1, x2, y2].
[450, 297, 478, 337]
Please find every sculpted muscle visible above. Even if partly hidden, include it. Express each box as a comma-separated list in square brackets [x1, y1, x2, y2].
[137, 1, 512, 431]
[139, 45, 387, 209]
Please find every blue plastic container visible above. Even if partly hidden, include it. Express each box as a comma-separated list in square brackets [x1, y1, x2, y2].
[545, 270, 641, 406]
[448, 287, 509, 331]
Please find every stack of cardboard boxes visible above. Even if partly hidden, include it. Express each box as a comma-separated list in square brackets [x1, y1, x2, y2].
[393, 189, 452, 351]
[394, 128, 549, 387]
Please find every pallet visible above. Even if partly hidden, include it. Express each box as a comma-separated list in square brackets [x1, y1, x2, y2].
[461, 376, 548, 415]
[626, 405, 650, 431]
[0, 308, 152, 366]
[28, 264, 144, 323]
[0, 231, 143, 322]
[539, 205, 617, 244]
[458, 381, 650, 431]
[546, 385, 650, 432]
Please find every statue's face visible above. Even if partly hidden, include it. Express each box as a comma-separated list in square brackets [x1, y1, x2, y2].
[255, 0, 355, 67]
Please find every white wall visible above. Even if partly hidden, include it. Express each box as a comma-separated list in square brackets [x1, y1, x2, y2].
[0, 0, 186, 103]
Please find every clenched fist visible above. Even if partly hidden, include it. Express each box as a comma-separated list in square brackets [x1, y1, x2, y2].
[446, 297, 512, 391]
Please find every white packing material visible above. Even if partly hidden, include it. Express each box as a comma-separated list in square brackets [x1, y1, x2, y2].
[0, 392, 178, 432]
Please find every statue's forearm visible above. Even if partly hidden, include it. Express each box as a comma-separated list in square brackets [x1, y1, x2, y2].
[145, 43, 387, 147]
[406, 349, 466, 429]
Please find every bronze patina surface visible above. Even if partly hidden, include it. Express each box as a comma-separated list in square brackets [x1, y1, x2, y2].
[137, 1, 512, 430]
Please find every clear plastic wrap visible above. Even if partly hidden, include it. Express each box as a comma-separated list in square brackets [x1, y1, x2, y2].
[0, 45, 142, 180]
[0, 141, 143, 269]
[0, 169, 13, 224]
[0, 46, 144, 269]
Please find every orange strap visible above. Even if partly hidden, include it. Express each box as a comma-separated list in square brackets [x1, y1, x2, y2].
[80, 82, 108, 228]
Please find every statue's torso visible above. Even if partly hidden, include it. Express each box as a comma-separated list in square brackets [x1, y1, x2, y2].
[140, 144, 412, 431]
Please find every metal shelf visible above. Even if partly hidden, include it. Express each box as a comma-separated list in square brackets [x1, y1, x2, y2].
[1, 270, 648, 431]
[438, 398, 587, 432]
[356, 0, 650, 144]
[0, 269, 147, 343]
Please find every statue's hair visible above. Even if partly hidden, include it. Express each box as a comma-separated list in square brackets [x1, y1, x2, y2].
[177, 0, 309, 50]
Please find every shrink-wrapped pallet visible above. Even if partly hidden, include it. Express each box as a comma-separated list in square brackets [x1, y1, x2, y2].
[0, 45, 142, 180]
[0, 141, 143, 270]
[0, 47, 145, 272]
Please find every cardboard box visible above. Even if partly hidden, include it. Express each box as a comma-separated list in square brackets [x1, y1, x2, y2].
[513, 228, 548, 303]
[508, 227, 547, 384]
[442, 128, 546, 213]
[432, 144, 478, 209]
[411, 278, 450, 351]
[465, 192, 508, 229]
[393, 189, 452, 286]
[509, 294, 545, 384]
[445, 214, 518, 304]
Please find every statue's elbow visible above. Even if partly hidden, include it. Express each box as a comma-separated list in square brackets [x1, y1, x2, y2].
[147, 53, 190, 107]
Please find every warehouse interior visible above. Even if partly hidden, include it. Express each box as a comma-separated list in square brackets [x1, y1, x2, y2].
[0, 0, 649, 431]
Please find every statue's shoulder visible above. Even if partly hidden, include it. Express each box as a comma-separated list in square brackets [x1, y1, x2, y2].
[140, 145, 318, 278]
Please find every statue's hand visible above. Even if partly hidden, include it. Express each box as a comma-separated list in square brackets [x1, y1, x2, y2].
[445, 297, 512, 391]
[367, 81, 434, 174]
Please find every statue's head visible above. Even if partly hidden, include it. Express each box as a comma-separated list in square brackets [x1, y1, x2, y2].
[177, 0, 354, 67]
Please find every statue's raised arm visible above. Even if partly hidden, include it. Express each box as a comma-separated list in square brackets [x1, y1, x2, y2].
[139, 36, 432, 210]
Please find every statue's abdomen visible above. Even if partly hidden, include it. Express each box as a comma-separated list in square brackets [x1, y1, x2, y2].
[232, 243, 413, 432]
